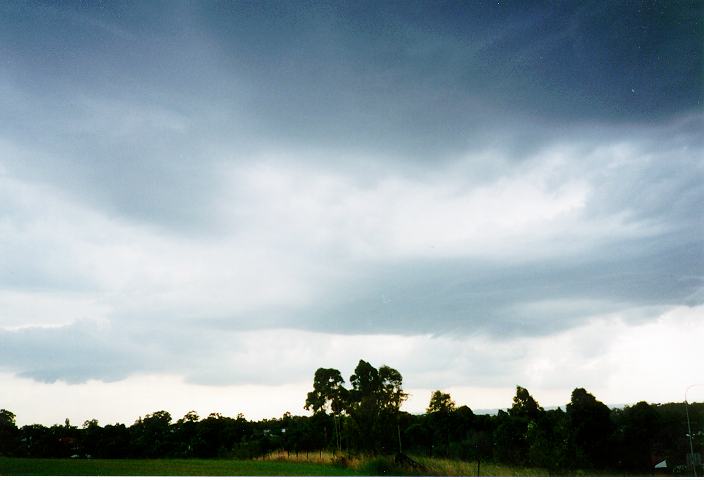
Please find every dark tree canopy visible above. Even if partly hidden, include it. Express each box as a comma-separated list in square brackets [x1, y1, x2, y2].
[349, 360, 379, 400]
[304, 368, 347, 415]
[347, 360, 407, 415]
[566, 387, 615, 468]
[509, 386, 543, 420]
[0, 409, 19, 457]
[377, 365, 408, 412]
[0, 409, 16, 427]
[427, 391, 456, 415]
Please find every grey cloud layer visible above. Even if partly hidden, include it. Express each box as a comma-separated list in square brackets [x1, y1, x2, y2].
[1, 118, 701, 384]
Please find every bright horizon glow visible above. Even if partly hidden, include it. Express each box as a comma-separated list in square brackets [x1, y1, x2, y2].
[4, 304, 703, 427]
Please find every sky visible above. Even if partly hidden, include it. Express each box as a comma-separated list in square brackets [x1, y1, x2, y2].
[0, 0, 703, 427]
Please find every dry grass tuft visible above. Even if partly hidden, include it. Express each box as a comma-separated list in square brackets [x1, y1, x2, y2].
[256, 450, 369, 469]
[418, 456, 550, 476]
[255, 451, 552, 476]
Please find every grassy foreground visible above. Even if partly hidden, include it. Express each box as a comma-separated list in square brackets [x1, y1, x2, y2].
[0, 457, 361, 476]
[0, 454, 630, 476]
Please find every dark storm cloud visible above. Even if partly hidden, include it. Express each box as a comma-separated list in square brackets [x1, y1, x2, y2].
[0, 320, 240, 384]
[578, 116, 703, 236]
[289, 237, 703, 337]
[0, 321, 139, 383]
[2, 0, 696, 231]
[178, 0, 703, 161]
[0, 1, 244, 231]
[5, 1, 701, 123]
[0, 319, 338, 385]
[197, 0, 703, 120]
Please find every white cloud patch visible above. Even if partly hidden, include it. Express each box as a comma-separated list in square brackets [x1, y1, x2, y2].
[225, 156, 592, 261]
[0, 291, 109, 330]
[0, 153, 318, 329]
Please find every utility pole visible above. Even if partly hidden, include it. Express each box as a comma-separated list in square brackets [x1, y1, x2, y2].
[687, 400, 697, 477]
[686, 385, 704, 477]
[397, 423, 403, 453]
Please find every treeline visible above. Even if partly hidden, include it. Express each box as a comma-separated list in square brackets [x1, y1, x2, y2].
[0, 359, 702, 475]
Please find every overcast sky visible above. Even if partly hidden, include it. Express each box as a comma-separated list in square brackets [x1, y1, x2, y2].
[1, 0, 703, 426]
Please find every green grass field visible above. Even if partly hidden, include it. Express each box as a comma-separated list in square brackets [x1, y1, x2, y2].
[0, 454, 642, 476]
[0, 457, 362, 476]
